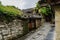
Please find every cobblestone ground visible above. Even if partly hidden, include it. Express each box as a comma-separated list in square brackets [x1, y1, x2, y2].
[16, 23, 55, 40]
[55, 5, 60, 40]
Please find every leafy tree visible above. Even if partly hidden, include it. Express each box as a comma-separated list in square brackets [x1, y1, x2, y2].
[35, 1, 52, 15]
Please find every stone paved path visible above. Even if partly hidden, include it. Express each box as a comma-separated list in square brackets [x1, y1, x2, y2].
[16, 23, 55, 40]
[45, 27, 55, 40]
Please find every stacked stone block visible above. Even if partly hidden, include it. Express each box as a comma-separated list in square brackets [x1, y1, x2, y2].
[0, 19, 23, 40]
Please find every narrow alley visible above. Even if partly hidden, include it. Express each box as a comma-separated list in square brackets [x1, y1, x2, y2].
[16, 23, 55, 40]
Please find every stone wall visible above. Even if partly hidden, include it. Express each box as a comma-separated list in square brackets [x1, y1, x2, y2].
[0, 19, 23, 40]
[55, 6, 60, 40]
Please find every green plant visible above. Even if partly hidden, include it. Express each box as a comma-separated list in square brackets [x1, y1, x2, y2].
[0, 4, 23, 23]
[35, 1, 52, 15]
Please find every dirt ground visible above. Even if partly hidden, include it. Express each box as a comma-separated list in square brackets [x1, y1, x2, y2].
[55, 5, 60, 40]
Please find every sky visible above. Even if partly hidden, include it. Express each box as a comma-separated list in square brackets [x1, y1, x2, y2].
[0, 0, 38, 9]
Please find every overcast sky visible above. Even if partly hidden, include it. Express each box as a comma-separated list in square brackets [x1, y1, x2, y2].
[0, 0, 38, 9]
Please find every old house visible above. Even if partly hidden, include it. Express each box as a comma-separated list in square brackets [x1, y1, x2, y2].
[22, 8, 42, 30]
